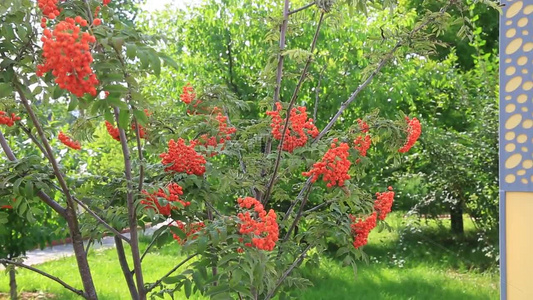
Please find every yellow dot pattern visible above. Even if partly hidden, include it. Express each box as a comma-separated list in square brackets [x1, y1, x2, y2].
[502, 1, 533, 188]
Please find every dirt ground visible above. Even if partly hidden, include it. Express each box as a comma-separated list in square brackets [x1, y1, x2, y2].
[0, 292, 56, 300]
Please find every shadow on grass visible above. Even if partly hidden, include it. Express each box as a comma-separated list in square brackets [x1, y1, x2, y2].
[294, 258, 499, 300]
[327, 213, 499, 273]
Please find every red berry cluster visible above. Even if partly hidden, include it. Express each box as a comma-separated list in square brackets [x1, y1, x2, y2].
[103, 0, 111, 6]
[131, 123, 146, 139]
[58, 131, 81, 150]
[0, 111, 21, 127]
[160, 138, 207, 176]
[180, 84, 210, 115]
[171, 220, 205, 245]
[266, 102, 319, 153]
[374, 186, 394, 221]
[105, 121, 120, 141]
[349, 212, 377, 249]
[195, 112, 237, 156]
[237, 197, 279, 251]
[302, 139, 351, 188]
[398, 116, 421, 153]
[180, 83, 195, 105]
[353, 119, 371, 160]
[38, 0, 61, 21]
[37, 18, 98, 97]
[141, 182, 190, 216]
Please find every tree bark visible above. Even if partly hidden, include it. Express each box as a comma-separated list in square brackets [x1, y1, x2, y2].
[450, 202, 464, 235]
[9, 267, 17, 300]
[114, 237, 139, 300]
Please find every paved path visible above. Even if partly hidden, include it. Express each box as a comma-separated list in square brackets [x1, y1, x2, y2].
[1, 222, 168, 269]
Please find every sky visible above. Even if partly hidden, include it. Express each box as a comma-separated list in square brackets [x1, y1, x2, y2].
[142, 0, 201, 12]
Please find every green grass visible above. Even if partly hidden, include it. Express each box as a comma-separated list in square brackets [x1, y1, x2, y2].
[0, 212, 499, 299]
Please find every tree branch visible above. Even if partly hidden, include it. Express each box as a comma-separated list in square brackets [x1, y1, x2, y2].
[263, 12, 325, 205]
[15, 82, 98, 299]
[261, 0, 292, 200]
[264, 243, 313, 300]
[18, 124, 49, 159]
[303, 198, 336, 215]
[146, 253, 198, 293]
[222, 107, 257, 198]
[288, 2, 316, 15]
[0, 130, 67, 218]
[113, 107, 146, 299]
[140, 225, 168, 263]
[313, 65, 327, 122]
[72, 196, 131, 243]
[115, 236, 140, 300]
[313, 4, 450, 143]
[273, 0, 290, 105]
[112, 46, 145, 193]
[282, 177, 312, 223]
[282, 186, 311, 242]
[0, 259, 87, 298]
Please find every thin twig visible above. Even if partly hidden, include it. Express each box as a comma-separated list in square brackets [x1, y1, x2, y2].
[273, 0, 290, 105]
[261, 0, 292, 200]
[282, 186, 311, 242]
[313, 5, 450, 143]
[18, 124, 49, 159]
[313, 65, 327, 122]
[72, 196, 131, 243]
[282, 177, 312, 223]
[0, 259, 87, 298]
[288, 2, 316, 15]
[303, 199, 336, 215]
[140, 225, 168, 262]
[146, 253, 198, 292]
[82, 0, 94, 24]
[205, 199, 223, 217]
[263, 12, 325, 205]
[222, 107, 257, 198]
[264, 243, 313, 300]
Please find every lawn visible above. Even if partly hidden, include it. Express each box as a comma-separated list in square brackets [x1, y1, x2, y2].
[0, 212, 499, 299]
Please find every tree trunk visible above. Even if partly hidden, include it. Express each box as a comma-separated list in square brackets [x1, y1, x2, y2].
[9, 267, 17, 300]
[450, 202, 464, 235]
[65, 209, 99, 300]
[114, 237, 139, 300]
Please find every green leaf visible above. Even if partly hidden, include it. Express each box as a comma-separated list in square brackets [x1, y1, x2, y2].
[133, 109, 149, 125]
[126, 43, 137, 59]
[118, 109, 129, 129]
[197, 236, 208, 254]
[68, 96, 79, 111]
[169, 226, 187, 240]
[159, 54, 180, 72]
[184, 278, 192, 298]
[52, 85, 65, 99]
[138, 50, 149, 69]
[148, 51, 161, 77]
[13, 178, 23, 195]
[0, 82, 12, 98]
[111, 37, 125, 51]
[25, 181, 34, 198]
[104, 110, 114, 124]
